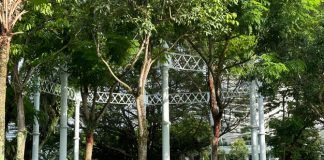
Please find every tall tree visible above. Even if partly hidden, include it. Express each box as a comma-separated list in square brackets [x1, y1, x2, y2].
[7, 0, 72, 158]
[96, 1, 183, 159]
[69, 40, 119, 160]
[0, 0, 26, 158]
[171, 0, 267, 159]
[258, 0, 324, 159]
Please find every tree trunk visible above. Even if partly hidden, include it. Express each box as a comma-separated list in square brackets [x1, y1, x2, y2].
[208, 70, 223, 160]
[84, 131, 94, 160]
[135, 94, 148, 160]
[16, 92, 27, 160]
[0, 37, 11, 160]
[211, 114, 222, 160]
[135, 35, 151, 160]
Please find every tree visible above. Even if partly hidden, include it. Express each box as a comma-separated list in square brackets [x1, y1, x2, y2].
[228, 138, 249, 160]
[69, 38, 118, 160]
[170, 112, 211, 159]
[170, 0, 267, 159]
[7, 0, 72, 158]
[96, 1, 184, 159]
[0, 0, 26, 158]
[257, 0, 324, 159]
[269, 117, 322, 160]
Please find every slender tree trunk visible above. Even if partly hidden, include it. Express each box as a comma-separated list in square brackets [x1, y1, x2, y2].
[84, 131, 94, 160]
[16, 91, 26, 160]
[135, 35, 152, 160]
[135, 93, 148, 160]
[212, 114, 222, 160]
[0, 37, 11, 160]
[208, 70, 223, 160]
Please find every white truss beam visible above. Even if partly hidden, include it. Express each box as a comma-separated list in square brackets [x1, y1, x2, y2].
[169, 53, 206, 72]
[40, 79, 75, 100]
[88, 92, 135, 105]
[40, 81, 249, 106]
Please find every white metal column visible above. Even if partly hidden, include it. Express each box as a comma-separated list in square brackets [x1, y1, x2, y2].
[250, 80, 259, 160]
[162, 61, 170, 160]
[74, 91, 81, 160]
[32, 78, 40, 160]
[258, 94, 266, 160]
[59, 70, 68, 160]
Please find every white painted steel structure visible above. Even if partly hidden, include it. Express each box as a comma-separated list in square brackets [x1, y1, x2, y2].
[74, 91, 81, 160]
[32, 78, 40, 160]
[258, 94, 266, 160]
[169, 53, 207, 72]
[59, 70, 68, 160]
[32, 53, 264, 160]
[250, 80, 259, 160]
[162, 60, 170, 160]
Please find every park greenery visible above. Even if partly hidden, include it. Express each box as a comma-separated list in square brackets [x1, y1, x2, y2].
[0, 0, 323, 160]
[228, 138, 249, 160]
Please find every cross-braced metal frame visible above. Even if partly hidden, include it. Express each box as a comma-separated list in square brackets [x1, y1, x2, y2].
[32, 52, 266, 160]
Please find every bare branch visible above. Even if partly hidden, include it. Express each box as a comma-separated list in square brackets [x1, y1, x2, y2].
[95, 84, 116, 123]
[163, 33, 188, 53]
[100, 56, 133, 92]
[10, 10, 27, 29]
[222, 58, 251, 71]
[124, 38, 147, 69]
[9, 0, 22, 22]
[10, 31, 23, 35]
[186, 37, 217, 80]
[4, 0, 8, 28]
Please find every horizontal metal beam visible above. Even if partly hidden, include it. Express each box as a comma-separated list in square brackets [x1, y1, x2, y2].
[40, 79, 75, 100]
[169, 53, 207, 72]
[40, 80, 249, 105]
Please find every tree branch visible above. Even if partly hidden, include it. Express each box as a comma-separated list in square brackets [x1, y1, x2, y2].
[185, 37, 215, 77]
[90, 86, 98, 121]
[95, 82, 118, 123]
[100, 57, 133, 92]
[81, 86, 90, 120]
[10, 10, 27, 29]
[9, 0, 22, 22]
[124, 38, 147, 70]
[222, 58, 251, 71]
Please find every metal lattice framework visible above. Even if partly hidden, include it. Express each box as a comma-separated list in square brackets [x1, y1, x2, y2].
[40, 79, 75, 100]
[169, 53, 207, 72]
[148, 92, 209, 105]
[88, 92, 135, 105]
[27, 52, 257, 160]
[39, 53, 250, 106]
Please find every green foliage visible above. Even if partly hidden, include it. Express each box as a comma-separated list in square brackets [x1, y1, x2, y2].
[69, 39, 112, 87]
[217, 149, 227, 160]
[105, 34, 140, 65]
[34, 3, 54, 16]
[173, 0, 239, 36]
[253, 53, 288, 82]
[226, 35, 257, 76]
[4, 0, 323, 159]
[235, 0, 268, 34]
[268, 117, 322, 160]
[228, 138, 249, 160]
[170, 114, 211, 159]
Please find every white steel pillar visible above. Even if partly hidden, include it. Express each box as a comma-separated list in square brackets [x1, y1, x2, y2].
[59, 70, 68, 160]
[250, 80, 259, 160]
[74, 91, 81, 160]
[32, 78, 40, 160]
[162, 60, 170, 160]
[258, 94, 266, 160]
